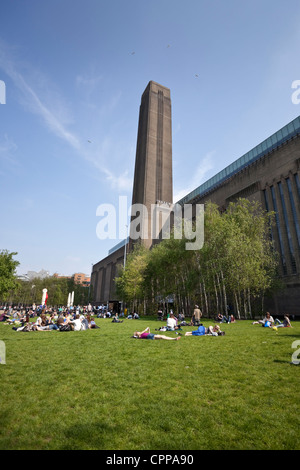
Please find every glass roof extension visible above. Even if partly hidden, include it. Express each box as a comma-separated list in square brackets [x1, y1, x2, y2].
[177, 115, 300, 205]
[108, 237, 129, 255]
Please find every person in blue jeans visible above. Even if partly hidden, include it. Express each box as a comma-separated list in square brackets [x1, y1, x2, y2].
[274, 315, 292, 328]
[185, 324, 225, 336]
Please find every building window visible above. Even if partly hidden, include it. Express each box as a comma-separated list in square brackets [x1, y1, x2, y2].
[295, 173, 300, 199]
[278, 182, 297, 274]
[286, 177, 300, 248]
[270, 185, 287, 275]
[263, 189, 274, 244]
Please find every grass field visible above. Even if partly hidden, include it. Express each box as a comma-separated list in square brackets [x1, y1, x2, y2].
[0, 316, 299, 450]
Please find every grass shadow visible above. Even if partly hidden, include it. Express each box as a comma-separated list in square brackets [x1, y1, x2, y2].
[61, 420, 122, 450]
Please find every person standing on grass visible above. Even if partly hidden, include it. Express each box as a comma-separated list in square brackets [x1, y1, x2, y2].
[193, 305, 202, 325]
[133, 326, 181, 341]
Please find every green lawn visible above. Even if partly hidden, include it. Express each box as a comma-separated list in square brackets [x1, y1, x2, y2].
[0, 317, 299, 450]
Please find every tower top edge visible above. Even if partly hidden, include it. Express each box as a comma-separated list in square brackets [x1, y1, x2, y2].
[143, 81, 171, 97]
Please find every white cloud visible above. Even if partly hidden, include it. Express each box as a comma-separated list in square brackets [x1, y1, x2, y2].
[76, 73, 103, 89]
[0, 46, 81, 151]
[0, 41, 127, 190]
[0, 134, 18, 160]
[102, 167, 133, 192]
[173, 151, 215, 202]
[0, 134, 19, 173]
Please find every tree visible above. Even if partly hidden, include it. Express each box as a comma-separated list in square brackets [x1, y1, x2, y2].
[196, 199, 278, 318]
[115, 244, 149, 313]
[115, 198, 279, 319]
[0, 250, 20, 301]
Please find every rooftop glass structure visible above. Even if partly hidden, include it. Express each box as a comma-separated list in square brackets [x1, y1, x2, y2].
[108, 237, 129, 255]
[177, 115, 300, 205]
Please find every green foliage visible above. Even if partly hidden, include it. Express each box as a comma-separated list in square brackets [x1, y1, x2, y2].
[0, 250, 20, 300]
[115, 243, 149, 311]
[115, 199, 279, 318]
[4, 275, 90, 306]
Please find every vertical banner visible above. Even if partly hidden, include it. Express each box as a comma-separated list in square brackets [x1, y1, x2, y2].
[0, 340, 6, 365]
[42, 288, 48, 306]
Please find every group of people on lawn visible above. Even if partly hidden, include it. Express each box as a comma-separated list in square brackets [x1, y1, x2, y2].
[0, 308, 99, 332]
[134, 306, 226, 341]
[252, 312, 292, 329]
[1, 303, 292, 338]
[133, 307, 292, 341]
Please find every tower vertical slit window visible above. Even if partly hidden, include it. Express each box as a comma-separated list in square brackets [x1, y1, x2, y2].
[156, 90, 164, 202]
[295, 173, 300, 199]
[286, 177, 300, 248]
[263, 189, 274, 244]
[278, 181, 297, 273]
[270, 185, 287, 275]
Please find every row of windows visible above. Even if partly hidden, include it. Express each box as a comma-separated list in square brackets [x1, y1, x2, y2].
[264, 173, 300, 275]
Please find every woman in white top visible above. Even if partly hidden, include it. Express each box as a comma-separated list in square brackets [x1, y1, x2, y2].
[252, 312, 274, 326]
[69, 314, 82, 331]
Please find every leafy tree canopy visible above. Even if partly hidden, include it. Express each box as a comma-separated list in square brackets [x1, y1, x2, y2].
[0, 250, 20, 300]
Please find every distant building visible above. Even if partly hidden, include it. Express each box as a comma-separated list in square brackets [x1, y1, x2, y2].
[53, 272, 90, 286]
[73, 273, 90, 286]
[19, 269, 50, 281]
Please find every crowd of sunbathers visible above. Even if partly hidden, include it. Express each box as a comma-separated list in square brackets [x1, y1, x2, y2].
[0, 304, 293, 336]
[0, 303, 141, 332]
[0, 306, 99, 331]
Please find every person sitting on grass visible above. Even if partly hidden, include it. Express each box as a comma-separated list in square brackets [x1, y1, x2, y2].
[69, 314, 83, 331]
[166, 313, 180, 331]
[252, 312, 274, 327]
[0, 310, 11, 322]
[185, 324, 225, 337]
[274, 314, 292, 328]
[133, 326, 181, 341]
[112, 313, 123, 323]
[215, 313, 229, 323]
[87, 315, 100, 329]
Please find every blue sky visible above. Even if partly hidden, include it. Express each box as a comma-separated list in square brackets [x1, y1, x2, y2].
[1, 0, 300, 277]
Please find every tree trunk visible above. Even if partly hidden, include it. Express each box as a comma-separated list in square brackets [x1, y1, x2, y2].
[234, 291, 241, 319]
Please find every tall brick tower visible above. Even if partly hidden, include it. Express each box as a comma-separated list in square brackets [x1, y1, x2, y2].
[130, 81, 173, 248]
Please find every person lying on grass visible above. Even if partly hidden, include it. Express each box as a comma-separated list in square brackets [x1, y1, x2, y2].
[133, 326, 181, 341]
[185, 324, 225, 337]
